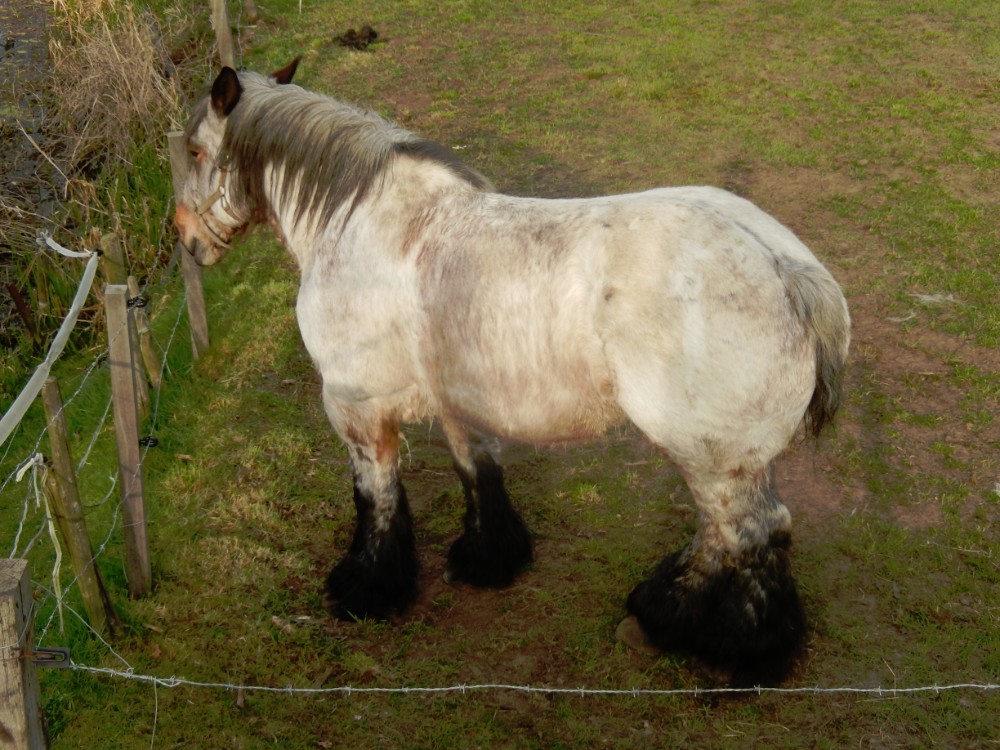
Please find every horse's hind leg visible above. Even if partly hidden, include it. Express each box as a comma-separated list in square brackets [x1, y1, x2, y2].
[442, 421, 533, 587]
[626, 464, 805, 683]
[323, 413, 419, 620]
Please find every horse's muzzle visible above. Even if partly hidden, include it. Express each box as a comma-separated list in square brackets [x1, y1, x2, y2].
[174, 203, 231, 266]
[174, 203, 200, 252]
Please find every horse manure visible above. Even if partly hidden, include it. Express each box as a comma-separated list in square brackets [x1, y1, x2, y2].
[335, 25, 379, 51]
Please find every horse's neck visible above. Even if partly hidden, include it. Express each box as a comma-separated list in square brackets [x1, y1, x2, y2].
[265, 155, 481, 275]
[260, 162, 334, 273]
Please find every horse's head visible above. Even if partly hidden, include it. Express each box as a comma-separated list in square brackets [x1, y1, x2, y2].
[174, 59, 300, 265]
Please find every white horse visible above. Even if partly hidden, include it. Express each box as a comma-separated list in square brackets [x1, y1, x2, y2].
[175, 61, 850, 682]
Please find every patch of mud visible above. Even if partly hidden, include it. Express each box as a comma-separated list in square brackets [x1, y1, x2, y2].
[775, 443, 865, 525]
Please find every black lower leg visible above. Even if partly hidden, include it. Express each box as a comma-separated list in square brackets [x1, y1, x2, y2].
[324, 479, 419, 620]
[626, 530, 805, 684]
[446, 454, 533, 587]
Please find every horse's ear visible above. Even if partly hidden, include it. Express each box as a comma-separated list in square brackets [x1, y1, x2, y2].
[271, 57, 301, 85]
[211, 67, 242, 117]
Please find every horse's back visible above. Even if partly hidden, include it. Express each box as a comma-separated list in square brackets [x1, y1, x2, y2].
[415, 185, 845, 455]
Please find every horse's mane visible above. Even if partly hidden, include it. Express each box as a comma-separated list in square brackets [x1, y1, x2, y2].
[192, 72, 492, 229]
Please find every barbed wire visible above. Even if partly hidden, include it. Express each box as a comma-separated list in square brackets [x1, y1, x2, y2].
[28, 282, 190, 651]
[32, 296, 189, 643]
[23, 547, 1000, 706]
[32, 580, 132, 670]
[3, 311, 124, 561]
[34, 587, 1000, 749]
[75, 386, 114, 475]
[68, 662, 1000, 699]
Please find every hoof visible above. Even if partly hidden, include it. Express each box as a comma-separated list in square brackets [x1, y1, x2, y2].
[325, 481, 420, 621]
[445, 521, 533, 588]
[626, 530, 805, 684]
[615, 616, 658, 656]
[324, 550, 418, 621]
[447, 455, 534, 588]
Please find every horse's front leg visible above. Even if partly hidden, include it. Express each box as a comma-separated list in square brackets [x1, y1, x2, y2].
[442, 422, 533, 587]
[323, 412, 419, 620]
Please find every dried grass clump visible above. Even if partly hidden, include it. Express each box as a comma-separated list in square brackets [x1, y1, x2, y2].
[50, 0, 119, 30]
[47, 2, 184, 175]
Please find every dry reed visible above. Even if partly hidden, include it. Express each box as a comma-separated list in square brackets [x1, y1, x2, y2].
[47, 2, 184, 175]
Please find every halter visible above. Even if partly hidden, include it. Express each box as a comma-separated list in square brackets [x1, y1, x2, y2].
[194, 165, 242, 248]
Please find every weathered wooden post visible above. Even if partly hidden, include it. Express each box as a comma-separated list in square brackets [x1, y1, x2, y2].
[101, 234, 151, 418]
[127, 275, 163, 390]
[0, 559, 47, 749]
[99, 232, 127, 287]
[210, 0, 236, 69]
[105, 285, 152, 598]
[167, 132, 211, 359]
[40, 377, 121, 637]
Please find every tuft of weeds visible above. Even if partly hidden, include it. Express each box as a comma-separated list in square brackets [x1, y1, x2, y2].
[47, 4, 183, 174]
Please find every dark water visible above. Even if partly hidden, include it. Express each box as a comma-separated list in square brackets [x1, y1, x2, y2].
[0, 0, 50, 183]
[0, 0, 50, 82]
[0, 0, 52, 341]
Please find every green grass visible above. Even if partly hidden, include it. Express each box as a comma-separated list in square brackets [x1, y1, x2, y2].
[1, 0, 998, 747]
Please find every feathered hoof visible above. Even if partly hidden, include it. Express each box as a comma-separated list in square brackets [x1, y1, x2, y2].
[444, 519, 533, 589]
[324, 546, 419, 621]
[626, 530, 805, 685]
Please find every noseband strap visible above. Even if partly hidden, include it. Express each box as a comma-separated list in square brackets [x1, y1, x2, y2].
[197, 184, 227, 215]
[194, 167, 241, 248]
[197, 167, 242, 219]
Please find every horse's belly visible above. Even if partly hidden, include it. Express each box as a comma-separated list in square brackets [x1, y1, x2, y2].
[438, 354, 622, 443]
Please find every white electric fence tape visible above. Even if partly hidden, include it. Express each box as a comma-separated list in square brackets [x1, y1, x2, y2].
[0, 235, 100, 448]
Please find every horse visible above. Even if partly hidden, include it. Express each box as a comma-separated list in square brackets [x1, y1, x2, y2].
[174, 60, 850, 682]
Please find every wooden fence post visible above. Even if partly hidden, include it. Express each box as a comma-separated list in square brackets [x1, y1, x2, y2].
[210, 0, 236, 69]
[99, 232, 127, 287]
[0, 559, 47, 749]
[41, 377, 121, 637]
[167, 132, 210, 360]
[127, 275, 163, 391]
[100, 234, 151, 419]
[105, 285, 152, 599]
[179, 243, 211, 360]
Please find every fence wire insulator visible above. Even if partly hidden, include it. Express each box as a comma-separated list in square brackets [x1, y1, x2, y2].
[127, 296, 148, 309]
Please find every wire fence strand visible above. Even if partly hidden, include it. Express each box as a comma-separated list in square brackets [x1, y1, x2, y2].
[67, 663, 1000, 699]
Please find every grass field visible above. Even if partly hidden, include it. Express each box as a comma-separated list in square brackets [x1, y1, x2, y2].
[1, 0, 997, 747]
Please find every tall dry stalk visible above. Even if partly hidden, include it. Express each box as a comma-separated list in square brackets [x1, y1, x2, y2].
[47, 2, 184, 175]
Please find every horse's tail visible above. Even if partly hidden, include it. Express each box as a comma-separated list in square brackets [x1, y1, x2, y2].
[780, 259, 851, 437]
